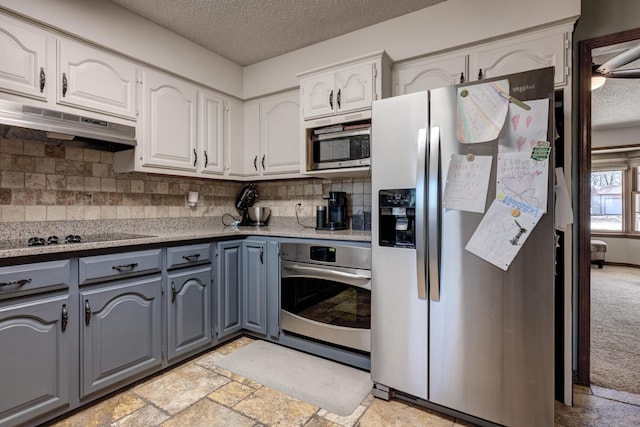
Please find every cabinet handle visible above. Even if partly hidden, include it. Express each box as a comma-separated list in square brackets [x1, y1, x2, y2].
[84, 300, 91, 326]
[261, 155, 265, 170]
[171, 282, 177, 303]
[204, 150, 208, 168]
[477, 68, 483, 80]
[260, 248, 264, 264]
[62, 73, 68, 97]
[0, 278, 31, 287]
[112, 263, 138, 272]
[193, 149, 197, 167]
[329, 90, 333, 109]
[39, 68, 46, 93]
[254, 155, 258, 171]
[337, 89, 341, 109]
[460, 72, 465, 84]
[61, 304, 68, 333]
[182, 253, 201, 262]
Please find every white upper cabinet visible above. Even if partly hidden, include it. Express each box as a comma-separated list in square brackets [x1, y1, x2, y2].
[57, 38, 137, 119]
[197, 89, 225, 175]
[0, 13, 48, 100]
[299, 51, 391, 123]
[392, 24, 571, 95]
[259, 90, 301, 175]
[468, 27, 569, 87]
[243, 89, 301, 178]
[393, 53, 467, 96]
[140, 68, 197, 171]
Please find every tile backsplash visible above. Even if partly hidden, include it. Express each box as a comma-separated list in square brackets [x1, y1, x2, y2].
[0, 136, 371, 223]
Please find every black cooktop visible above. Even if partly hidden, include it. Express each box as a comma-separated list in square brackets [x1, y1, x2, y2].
[0, 233, 155, 250]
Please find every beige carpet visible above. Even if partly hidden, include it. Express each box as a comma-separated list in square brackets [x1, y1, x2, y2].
[591, 265, 640, 395]
[216, 340, 372, 416]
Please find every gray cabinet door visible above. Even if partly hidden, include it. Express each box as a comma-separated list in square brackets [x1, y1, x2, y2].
[166, 266, 212, 362]
[80, 276, 162, 398]
[242, 240, 267, 334]
[0, 295, 70, 427]
[216, 241, 242, 339]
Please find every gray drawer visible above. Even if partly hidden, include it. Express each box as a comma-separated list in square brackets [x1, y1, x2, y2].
[79, 249, 162, 285]
[166, 243, 211, 270]
[0, 260, 71, 299]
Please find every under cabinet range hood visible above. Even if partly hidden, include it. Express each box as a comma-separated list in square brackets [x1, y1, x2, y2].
[0, 99, 136, 149]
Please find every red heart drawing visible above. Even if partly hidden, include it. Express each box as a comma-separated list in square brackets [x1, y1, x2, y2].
[511, 114, 520, 131]
[517, 136, 527, 151]
[526, 115, 533, 128]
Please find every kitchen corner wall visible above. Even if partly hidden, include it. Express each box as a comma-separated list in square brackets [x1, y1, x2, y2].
[0, 135, 371, 223]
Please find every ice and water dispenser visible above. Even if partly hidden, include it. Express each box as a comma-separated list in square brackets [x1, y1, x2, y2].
[378, 189, 416, 248]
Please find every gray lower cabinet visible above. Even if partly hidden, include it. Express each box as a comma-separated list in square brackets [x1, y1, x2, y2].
[80, 276, 162, 398]
[0, 294, 71, 427]
[166, 265, 212, 362]
[242, 240, 267, 334]
[216, 240, 243, 340]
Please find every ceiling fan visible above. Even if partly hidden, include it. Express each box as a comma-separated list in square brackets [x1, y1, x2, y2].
[592, 43, 640, 89]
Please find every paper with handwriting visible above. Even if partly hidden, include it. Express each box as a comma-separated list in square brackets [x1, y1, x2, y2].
[443, 154, 493, 213]
[456, 79, 509, 144]
[496, 152, 549, 212]
[465, 195, 544, 271]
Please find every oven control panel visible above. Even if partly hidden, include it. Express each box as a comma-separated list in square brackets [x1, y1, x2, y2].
[310, 246, 336, 263]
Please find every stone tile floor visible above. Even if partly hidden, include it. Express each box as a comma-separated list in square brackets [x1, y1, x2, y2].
[46, 336, 640, 427]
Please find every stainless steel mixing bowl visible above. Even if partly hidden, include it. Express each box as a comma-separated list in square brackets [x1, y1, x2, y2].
[247, 207, 271, 224]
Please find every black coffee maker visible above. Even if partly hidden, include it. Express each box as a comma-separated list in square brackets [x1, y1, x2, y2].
[316, 191, 349, 230]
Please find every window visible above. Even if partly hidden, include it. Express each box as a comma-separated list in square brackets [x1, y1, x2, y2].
[590, 169, 623, 231]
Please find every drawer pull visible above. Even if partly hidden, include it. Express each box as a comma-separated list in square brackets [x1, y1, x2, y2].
[85, 300, 91, 326]
[0, 278, 32, 287]
[182, 254, 201, 262]
[112, 263, 138, 272]
[61, 304, 68, 333]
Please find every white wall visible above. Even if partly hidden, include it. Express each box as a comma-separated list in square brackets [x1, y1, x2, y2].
[593, 236, 640, 265]
[243, 0, 581, 98]
[592, 126, 640, 148]
[0, 0, 244, 98]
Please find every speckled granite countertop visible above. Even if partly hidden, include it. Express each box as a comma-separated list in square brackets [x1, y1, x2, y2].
[0, 217, 371, 260]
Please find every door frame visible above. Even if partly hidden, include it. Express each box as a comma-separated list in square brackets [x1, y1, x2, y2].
[577, 27, 640, 386]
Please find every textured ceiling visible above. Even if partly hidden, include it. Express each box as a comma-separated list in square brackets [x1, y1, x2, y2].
[592, 41, 640, 131]
[107, 0, 446, 66]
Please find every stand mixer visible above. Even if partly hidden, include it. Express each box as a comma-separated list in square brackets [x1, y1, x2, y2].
[235, 184, 271, 227]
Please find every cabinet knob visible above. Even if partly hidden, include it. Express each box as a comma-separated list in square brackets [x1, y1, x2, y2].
[62, 73, 68, 97]
[39, 68, 46, 93]
[261, 155, 265, 170]
[477, 68, 484, 80]
[171, 282, 177, 303]
[460, 72, 465, 84]
[84, 300, 92, 326]
[329, 90, 334, 109]
[204, 150, 209, 168]
[193, 149, 198, 167]
[61, 304, 68, 333]
[254, 155, 258, 171]
[336, 89, 341, 109]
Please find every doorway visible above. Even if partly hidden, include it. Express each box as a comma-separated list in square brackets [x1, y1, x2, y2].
[578, 27, 640, 387]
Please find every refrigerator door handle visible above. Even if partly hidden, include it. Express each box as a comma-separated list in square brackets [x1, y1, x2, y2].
[415, 128, 428, 300]
[428, 126, 441, 301]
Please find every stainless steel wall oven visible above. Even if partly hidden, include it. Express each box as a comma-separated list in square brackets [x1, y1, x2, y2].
[280, 242, 371, 353]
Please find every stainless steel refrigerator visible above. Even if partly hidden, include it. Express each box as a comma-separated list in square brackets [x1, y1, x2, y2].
[370, 68, 555, 427]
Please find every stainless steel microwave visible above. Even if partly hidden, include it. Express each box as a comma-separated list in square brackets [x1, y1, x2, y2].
[310, 127, 371, 170]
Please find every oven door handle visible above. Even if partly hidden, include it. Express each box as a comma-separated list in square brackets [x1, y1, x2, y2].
[281, 263, 371, 290]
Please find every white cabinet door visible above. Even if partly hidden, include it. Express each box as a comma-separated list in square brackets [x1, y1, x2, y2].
[301, 73, 335, 120]
[57, 38, 137, 119]
[197, 89, 225, 175]
[225, 97, 245, 177]
[242, 101, 261, 177]
[0, 13, 48, 100]
[394, 53, 467, 95]
[141, 69, 197, 171]
[335, 62, 374, 114]
[469, 30, 568, 86]
[259, 90, 300, 175]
